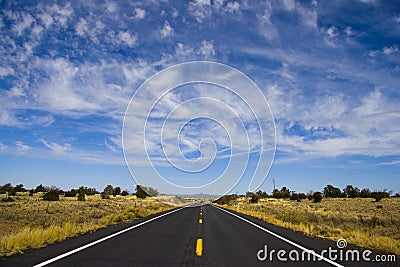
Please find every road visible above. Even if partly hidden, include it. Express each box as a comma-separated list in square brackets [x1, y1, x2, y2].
[1, 205, 398, 267]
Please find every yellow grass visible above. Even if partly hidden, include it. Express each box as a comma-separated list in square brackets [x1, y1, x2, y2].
[220, 197, 400, 255]
[0, 193, 173, 257]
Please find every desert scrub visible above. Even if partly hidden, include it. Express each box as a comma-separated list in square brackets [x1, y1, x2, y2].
[220, 197, 400, 255]
[0, 193, 173, 257]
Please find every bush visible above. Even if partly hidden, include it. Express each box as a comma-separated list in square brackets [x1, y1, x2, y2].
[371, 191, 390, 202]
[42, 190, 59, 201]
[249, 194, 260, 204]
[1, 196, 15, 202]
[214, 194, 238, 205]
[101, 193, 109, 199]
[121, 190, 129, 196]
[77, 190, 85, 201]
[113, 187, 121, 196]
[64, 189, 77, 197]
[312, 192, 323, 203]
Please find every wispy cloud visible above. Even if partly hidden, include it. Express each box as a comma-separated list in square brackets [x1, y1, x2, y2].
[40, 139, 71, 154]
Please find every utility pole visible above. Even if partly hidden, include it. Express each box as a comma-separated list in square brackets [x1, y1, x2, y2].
[272, 178, 277, 191]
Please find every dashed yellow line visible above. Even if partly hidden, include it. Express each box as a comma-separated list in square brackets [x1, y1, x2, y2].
[196, 238, 203, 256]
[199, 218, 202, 224]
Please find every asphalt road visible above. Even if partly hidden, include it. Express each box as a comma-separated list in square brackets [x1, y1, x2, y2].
[1, 205, 398, 267]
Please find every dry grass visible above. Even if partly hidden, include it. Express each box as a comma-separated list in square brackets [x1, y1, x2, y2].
[220, 197, 400, 255]
[0, 193, 174, 257]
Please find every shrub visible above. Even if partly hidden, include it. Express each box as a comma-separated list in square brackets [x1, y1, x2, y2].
[113, 186, 121, 196]
[121, 190, 129, 196]
[371, 191, 390, 202]
[1, 196, 15, 202]
[249, 194, 260, 204]
[77, 190, 85, 201]
[64, 189, 77, 197]
[102, 185, 114, 198]
[101, 193, 110, 199]
[312, 192, 323, 203]
[42, 190, 59, 201]
[214, 194, 238, 205]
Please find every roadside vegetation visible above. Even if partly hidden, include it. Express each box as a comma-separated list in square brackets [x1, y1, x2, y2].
[215, 184, 400, 256]
[0, 184, 173, 257]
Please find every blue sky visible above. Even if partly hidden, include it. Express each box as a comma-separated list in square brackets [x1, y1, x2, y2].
[0, 0, 399, 195]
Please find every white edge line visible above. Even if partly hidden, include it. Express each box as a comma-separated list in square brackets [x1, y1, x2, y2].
[212, 205, 344, 267]
[33, 207, 185, 267]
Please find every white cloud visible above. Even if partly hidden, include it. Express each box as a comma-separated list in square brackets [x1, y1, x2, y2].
[282, 0, 295, 10]
[160, 21, 174, 37]
[0, 143, 8, 151]
[172, 9, 179, 18]
[40, 139, 71, 154]
[16, 141, 30, 152]
[7, 87, 26, 98]
[225, 2, 240, 13]
[106, 1, 118, 13]
[47, 3, 74, 27]
[383, 45, 399, 55]
[326, 26, 338, 38]
[321, 26, 339, 46]
[118, 31, 137, 47]
[393, 15, 400, 23]
[12, 12, 35, 36]
[188, 0, 212, 22]
[0, 66, 14, 77]
[257, 2, 273, 25]
[75, 18, 89, 36]
[39, 12, 54, 29]
[134, 8, 146, 19]
[175, 43, 194, 57]
[34, 58, 98, 112]
[344, 26, 353, 37]
[198, 40, 215, 58]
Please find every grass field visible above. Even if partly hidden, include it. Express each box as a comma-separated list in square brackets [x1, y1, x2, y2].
[0, 192, 175, 257]
[220, 197, 400, 255]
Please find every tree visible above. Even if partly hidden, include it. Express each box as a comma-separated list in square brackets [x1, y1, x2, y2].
[0, 183, 13, 194]
[65, 189, 77, 197]
[78, 186, 98, 196]
[371, 190, 390, 202]
[43, 190, 59, 201]
[136, 185, 149, 199]
[14, 184, 26, 192]
[113, 186, 121, 196]
[121, 190, 129, 196]
[312, 191, 323, 203]
[323, 185, 342, 198]
[272, 189, 280, 198]
[360, 188, 371, 198]
[343, 185, 360, 198]
[102, 185, 114, 197]
[35, 184, 49, 193]
[77, 190, 85, 201]
[256, 190, 268, 198]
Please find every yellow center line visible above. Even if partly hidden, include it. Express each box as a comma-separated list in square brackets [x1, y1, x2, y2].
[199, 218, 202, 224]
[196, 238, 203, 256]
